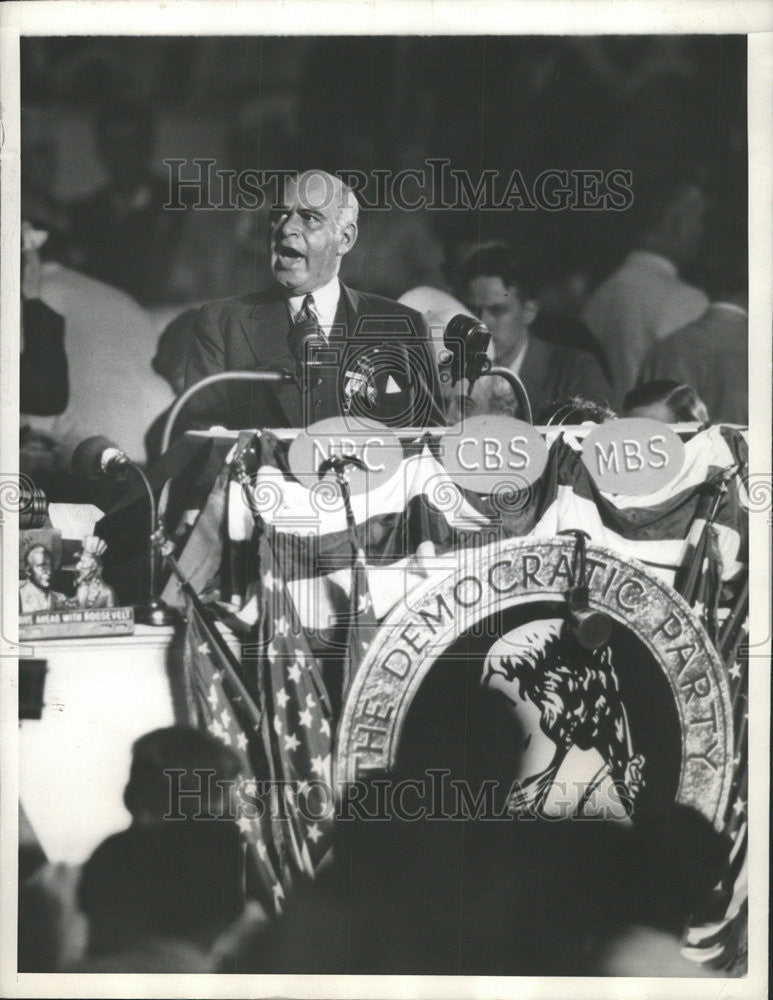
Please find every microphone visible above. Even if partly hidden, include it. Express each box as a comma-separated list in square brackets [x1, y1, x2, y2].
[287, 317, 332, 421]
[70, 435, 130, 479]
[559, 529, 612, 651]
[71, 435, 178, 626]
[443, 315, 491, 395]
[287, 319, 326, 383]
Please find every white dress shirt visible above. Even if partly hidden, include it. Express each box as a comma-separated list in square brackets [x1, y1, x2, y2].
[491, 336, 528, 376]
[286, 275, 341, 337]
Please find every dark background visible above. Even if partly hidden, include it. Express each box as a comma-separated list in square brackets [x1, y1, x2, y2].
[21, 35, 747, 301]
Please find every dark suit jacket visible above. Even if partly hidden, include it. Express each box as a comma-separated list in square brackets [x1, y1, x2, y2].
[182, 282, 445, 430]
[639, 304, 747, 425]
[21, 298, 68, 416]
[517, 335, 614, 421]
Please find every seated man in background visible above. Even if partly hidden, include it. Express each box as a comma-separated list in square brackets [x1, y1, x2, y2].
[20, 222, 68, 418]
[581, 165, 709, 407]
[439, 232, 610, 378]
[122, 725, 241, 825]
[638, 233, 747, 425]
[458, 247, 612, 421]
[623, 380, 709, 424]
[183, 169, 445, 431]
[20, 222, 70, 498]
[75, 820, 243, 972]
[144, 305, 200, 459]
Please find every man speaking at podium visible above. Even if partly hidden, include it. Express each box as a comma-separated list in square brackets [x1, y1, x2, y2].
[182, 170, 445, 431]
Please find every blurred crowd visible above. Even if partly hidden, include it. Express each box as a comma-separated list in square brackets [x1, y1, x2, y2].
[19, 723, 731, 975]
[19, 35, 747, 485]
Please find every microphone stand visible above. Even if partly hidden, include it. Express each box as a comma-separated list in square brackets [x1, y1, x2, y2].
[156, 370, 297, 560]
[475, 366, 533, 423]
[160, 371, 295, 455]
[316, 454, 370, 693]
[122, 458, 178, 626]
[442, 315, 532, 423]
[676, 463, 740, 607]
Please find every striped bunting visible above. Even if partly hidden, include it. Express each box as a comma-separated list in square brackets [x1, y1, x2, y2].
[230, 425, 746, 630]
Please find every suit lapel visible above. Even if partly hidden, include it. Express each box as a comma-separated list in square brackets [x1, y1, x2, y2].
[518, 336, 557, 421]
[335, 283, 360, 340]
[233, 282, 363, 429]
[240, 291, 303, 427]
[518, 336, 547, 398]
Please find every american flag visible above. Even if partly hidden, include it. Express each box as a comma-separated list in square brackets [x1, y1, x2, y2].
[682, 582, 749, 972]
[255, 533, 337, 881]
[182, 589, 287, 914]
[674, 462, 741, 642]
[239, 425, 748, 632]
[673, 453, 748, 971]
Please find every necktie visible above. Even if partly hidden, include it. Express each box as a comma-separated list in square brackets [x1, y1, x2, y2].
[294, 293, 326, 345]
[298, 293, 318, 324]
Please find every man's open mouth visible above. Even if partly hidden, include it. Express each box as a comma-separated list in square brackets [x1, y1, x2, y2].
[275, 245, 305, 263]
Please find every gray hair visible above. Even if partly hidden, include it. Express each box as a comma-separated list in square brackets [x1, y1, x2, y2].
[291, 169, 359, 232]
[336, 183, 359, 231]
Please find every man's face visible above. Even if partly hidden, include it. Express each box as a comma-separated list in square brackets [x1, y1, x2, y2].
[269, 173, 355, 295]
[464, 276, 535, 361]
[27, 549, 52, 591]
[625, 400, 678, 423]
[76, 552, 98, 585]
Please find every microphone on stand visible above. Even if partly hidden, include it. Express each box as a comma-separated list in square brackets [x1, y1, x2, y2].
[287, 317, 333, 420]
[70, 436, 177, 626]
[443, 315, 491, 395]
[442, 313, 533, 422]
[287, 317, 326, 376]
[558, 529, 612, 651]
[71, 435, 131, 480]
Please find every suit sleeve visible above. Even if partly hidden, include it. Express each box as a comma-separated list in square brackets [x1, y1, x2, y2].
[179, 302, 231, 431]
[581, 294, 649, 408]
[410, 309, 447, 427]
[637, 343, 660, 386]
[638, 338, 681, 387]
[21, 298, 68, 415]
[566, 352, 616, 413]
